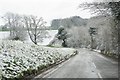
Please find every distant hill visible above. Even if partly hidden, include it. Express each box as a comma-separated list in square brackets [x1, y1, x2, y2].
[51, 16, 88, 29]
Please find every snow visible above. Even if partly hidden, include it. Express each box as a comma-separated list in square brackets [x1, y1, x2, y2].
[0, 30, 58, 45]
[37, 30, 58, 45]
[93, 49, 101, 53]
[0, 31, 10, 40]
[0, 40, 77, 79]
[22, 30, 58, 45]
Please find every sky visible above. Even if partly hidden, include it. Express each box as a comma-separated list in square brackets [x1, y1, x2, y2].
[0, 0, 95, 26]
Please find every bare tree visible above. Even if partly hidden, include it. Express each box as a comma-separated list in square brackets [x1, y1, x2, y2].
[2, 12, 27, 40]
[23, 15, 48, 45]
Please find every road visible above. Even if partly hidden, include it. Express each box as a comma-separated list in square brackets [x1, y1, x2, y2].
[34, 49, 118, 78]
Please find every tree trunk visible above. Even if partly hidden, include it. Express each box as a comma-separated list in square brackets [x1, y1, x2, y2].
[117, 21, 120, 56]
[62, 39, 67, 47]
[90, 34, 94, 50]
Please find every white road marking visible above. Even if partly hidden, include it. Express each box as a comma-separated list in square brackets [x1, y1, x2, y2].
[34, 61, 66, 78]
[92, 62, 103, 79]
[42, 67, 59, 78]
[43, 58, 72, 78]
[97, 73, 103, 79]
[92, 62, 97, 68]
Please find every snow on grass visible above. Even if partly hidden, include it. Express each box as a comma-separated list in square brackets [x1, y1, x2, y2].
[0, 40, 77, 79]
[0, 31, 10, 40]
[25, 30, 58, 45]
[93, 49, 101, 53]
[39, 30, 58, 45]
[0, 30, 58, 45]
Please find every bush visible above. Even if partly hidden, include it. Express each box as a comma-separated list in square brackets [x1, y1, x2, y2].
[12, 36, 20, 40]
[8, 27, 27, 41]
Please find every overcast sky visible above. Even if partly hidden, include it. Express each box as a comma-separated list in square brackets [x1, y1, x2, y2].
[0, 0, 95, 26]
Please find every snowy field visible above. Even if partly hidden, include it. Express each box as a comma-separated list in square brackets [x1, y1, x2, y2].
[0, 30, 77, 79]
[0, 30, 58, 45]
[0, 32, 10, 40]
[0, 40, 77, 79]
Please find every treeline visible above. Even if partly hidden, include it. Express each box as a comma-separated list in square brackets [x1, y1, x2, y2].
[51, 16, 87, 30]
[0, 25, 51, 31]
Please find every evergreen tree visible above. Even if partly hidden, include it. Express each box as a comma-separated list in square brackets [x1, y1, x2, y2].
[57, 26, 68, 47]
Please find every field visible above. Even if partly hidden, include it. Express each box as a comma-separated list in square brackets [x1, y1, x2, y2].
[0, 40, 77, 79]
[0, 30, 77, 79]
[0, 30, 58, 45]
[0, 31, 10, 40]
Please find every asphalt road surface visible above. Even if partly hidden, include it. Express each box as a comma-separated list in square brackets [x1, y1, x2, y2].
[34, 48, 118, 78]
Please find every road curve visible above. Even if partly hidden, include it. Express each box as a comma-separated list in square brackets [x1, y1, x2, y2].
[34, 48, 118, 78]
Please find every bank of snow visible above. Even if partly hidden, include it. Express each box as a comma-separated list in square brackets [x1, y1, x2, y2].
[0, 40, 77, 79]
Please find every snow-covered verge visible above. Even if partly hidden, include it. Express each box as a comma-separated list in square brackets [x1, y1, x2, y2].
[93, 49, 118, 59]
[93, 49, 101, 53]
[0, 40, 77, 79]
